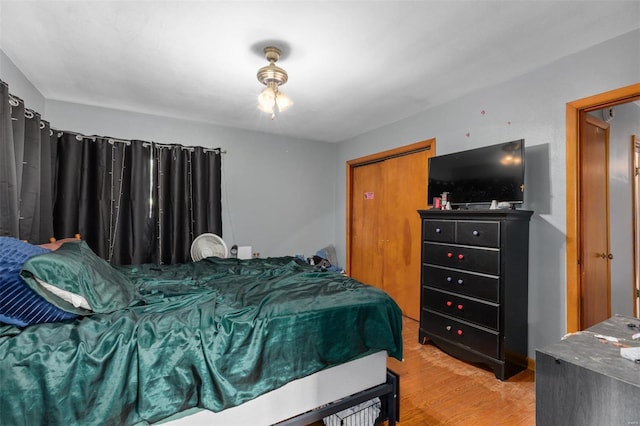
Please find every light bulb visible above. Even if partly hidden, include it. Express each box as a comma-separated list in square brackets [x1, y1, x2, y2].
[257, 86, 276, 113]
[276, 91, 293, 112]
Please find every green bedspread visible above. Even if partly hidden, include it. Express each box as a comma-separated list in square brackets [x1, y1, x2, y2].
[0, 257, 402, 425]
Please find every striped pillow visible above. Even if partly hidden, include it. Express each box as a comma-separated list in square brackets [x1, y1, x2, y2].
[0, 237, 77, 327]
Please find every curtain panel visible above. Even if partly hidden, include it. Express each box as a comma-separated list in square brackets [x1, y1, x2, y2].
[0, 82, 54, 243]
[155, 145, 222, 264]
[1, 81, 223, 265]
[51, 134, 223, 265]
[0, 81, 19, 237]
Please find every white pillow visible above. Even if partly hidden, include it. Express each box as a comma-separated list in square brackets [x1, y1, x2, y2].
[34, 276, 92, 311]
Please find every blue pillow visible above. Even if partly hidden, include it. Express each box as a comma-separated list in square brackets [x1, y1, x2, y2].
[0, 237, 77, 327]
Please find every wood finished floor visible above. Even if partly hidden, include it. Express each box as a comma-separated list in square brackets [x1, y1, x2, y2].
[311, 316, 535, 425]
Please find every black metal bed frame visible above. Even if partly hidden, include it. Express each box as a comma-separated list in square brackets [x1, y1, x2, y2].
[275, 369, 400, 426]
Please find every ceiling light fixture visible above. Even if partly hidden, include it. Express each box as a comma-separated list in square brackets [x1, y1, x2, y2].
[256, 46, 292, 119]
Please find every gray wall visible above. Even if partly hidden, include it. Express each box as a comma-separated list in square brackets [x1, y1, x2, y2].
[335, 29, 640, 358]
[0, 49, 45, 111]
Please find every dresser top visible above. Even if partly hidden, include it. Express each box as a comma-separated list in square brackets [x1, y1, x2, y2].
[536, 315, 640, 388]
[418, 209, 533, 221]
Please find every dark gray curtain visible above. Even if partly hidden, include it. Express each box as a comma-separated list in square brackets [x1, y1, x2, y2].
[0, 82, 54, 243]
[0, 81, 20, 237]
[1, 81, 222, 264]
[52, 133, 150, 263]
[52, 133, 222, 265]
[155, 145, 222, 264]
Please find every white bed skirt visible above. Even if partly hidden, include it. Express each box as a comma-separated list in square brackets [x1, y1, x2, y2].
[157, 351, 388, 426]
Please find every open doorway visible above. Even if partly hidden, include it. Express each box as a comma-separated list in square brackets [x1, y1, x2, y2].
[566, 83, 640, 332]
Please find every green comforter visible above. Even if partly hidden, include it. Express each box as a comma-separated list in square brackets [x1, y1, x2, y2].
[0, 257, 402, 425]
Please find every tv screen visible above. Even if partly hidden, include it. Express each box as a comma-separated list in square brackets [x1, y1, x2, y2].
[428, 139, 525, 206]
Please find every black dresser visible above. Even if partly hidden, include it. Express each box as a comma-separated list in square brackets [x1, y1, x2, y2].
[418, 209, 533, 380]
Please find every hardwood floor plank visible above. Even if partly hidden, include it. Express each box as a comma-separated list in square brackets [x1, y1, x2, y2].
[309, 316, 535, 425]
[386, 317, 535, 425]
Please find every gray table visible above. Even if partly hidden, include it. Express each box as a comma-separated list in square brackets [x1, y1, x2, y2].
[536, 315, 640, 425]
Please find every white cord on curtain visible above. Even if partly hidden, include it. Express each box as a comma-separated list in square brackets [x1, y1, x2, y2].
[155, 145, 164, 264]
[187, 150, 194, 244]
[107, 143, 126, 263]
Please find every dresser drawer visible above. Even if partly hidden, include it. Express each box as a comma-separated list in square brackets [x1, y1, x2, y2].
[421, 310, 500, 359]
[422, 288, 499, 330]
[422, 265, 499, 302]
[423, 220, 455, 242]
[457, 221, 499, 247]
[423, 242, 500, 275]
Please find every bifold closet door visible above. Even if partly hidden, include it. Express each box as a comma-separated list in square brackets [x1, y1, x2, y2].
[350, 161, 386, 290]
[350, 149, 430, 320]
[382, 151, 429, 320]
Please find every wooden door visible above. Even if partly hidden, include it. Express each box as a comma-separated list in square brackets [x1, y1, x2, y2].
[382, 151, 430, 320]
[579, 113, 611, 329]
[633, 135, 640, 317]
[350, 161, 385, 290]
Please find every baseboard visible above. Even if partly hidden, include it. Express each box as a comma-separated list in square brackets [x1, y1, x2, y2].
[527, 356, 536, 372]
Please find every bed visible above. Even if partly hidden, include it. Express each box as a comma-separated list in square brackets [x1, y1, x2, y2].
[0, 238, 403, 425]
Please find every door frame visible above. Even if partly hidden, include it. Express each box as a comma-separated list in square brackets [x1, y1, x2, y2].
[566, 83, 640, 332]
[346, 138, 435, 275]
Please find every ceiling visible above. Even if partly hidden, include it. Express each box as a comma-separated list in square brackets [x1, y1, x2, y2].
[1, 1, 639, 143]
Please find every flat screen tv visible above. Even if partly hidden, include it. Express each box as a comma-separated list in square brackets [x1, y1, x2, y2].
[427, 139, 525, 206]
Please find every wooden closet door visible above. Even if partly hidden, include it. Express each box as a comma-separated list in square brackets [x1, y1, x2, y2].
[349, 148, 431, 320]
[350, 161, 385, 290]
[383, 151, 430, 320]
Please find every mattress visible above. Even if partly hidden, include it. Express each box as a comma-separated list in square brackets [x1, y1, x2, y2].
[158, 350, 388, 426]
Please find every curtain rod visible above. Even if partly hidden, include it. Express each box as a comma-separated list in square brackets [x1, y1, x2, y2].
[8, 95, 43, 123]
[49, 128, 226, 154]
[8, 94, 20, 107]
[8, 100, 227, 155]
[143, 142, 226, 154]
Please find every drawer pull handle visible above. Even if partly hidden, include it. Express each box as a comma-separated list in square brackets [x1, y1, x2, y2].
[446, 301, 453, 307]
[472, 230, 479, 236]
[435, 227, 442, 233]
[457, 279, 464, 285]
[447, 252, 453, 258]
[457, 254, 464, 260]
[457, 304, 464, 310]
[446, 276, 453, 282]
[457, 329, 463, 336]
